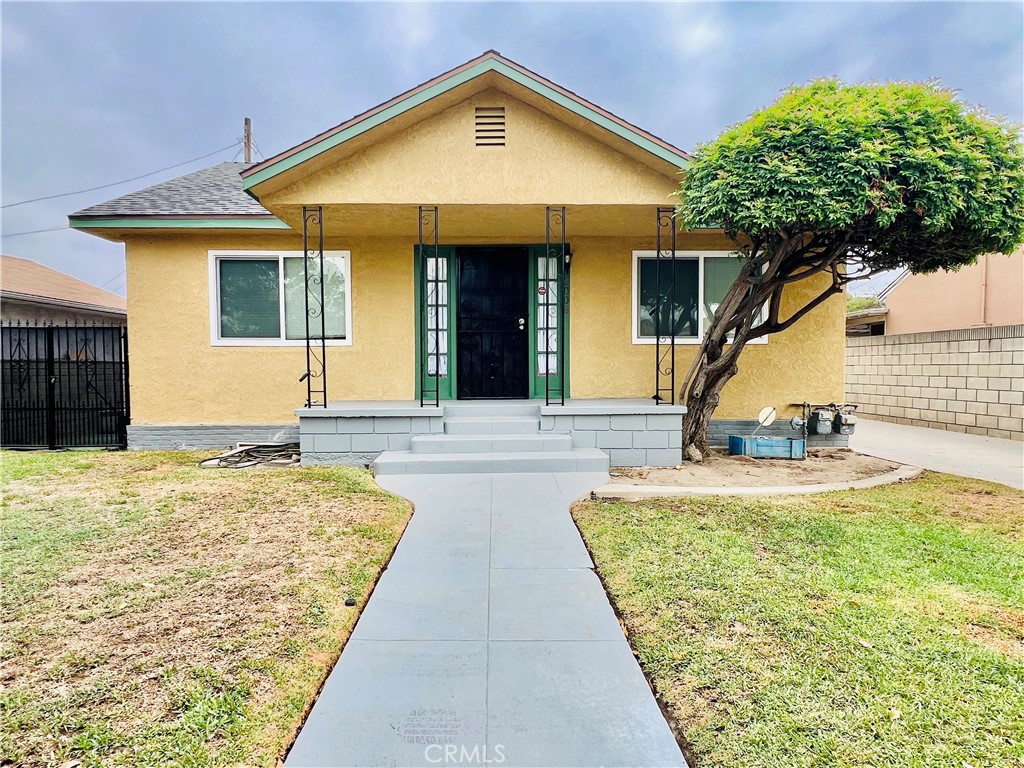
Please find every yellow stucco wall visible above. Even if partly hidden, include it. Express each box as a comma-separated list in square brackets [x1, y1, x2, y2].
[124, 83, 842, 426]
[125, 230, 844, 425]
[263, 88, 679, 208]
[125, 234, 415, 424]
[569, 235, 846, 418]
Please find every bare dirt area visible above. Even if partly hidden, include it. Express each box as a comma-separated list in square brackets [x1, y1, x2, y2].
[609, 448, 900, 487]
[0, 450, 411, 768]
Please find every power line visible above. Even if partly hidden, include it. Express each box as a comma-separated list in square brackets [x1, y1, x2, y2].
[251, 136, 266, 161]
[2, 141, 240, 209]
[1, 225, 69, 239]
[99, 269, 126, 289]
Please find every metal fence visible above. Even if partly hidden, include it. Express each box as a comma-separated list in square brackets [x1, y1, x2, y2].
[1, 322, 130, 449]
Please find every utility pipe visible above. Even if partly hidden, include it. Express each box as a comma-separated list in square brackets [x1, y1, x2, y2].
[980, 255, 989, 326]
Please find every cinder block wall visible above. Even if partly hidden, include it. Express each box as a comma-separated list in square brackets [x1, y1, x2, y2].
[845, 324, 1024, 441]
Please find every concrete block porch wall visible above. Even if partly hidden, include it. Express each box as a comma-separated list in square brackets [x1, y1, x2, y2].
[295, 400, 685, 468]
[538, 401, 686, 467]
[293, 399, 848, 468]
[124, 403, 849, 455]
[299, 406, 445, 465]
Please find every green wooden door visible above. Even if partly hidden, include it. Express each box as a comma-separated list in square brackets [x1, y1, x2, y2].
[416, 244, 569, 401]
[528, 244, 569, 400]
[414, 245, 457, 401]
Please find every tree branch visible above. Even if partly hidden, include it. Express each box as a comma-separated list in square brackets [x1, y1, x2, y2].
[749, 282, 843, 337]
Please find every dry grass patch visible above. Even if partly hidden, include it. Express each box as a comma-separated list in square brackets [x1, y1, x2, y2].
[1, 450, 411, 767]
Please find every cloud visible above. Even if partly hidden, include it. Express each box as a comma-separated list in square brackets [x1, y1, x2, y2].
[676, 12, 723, 57]
[2, 1, 1021, 288]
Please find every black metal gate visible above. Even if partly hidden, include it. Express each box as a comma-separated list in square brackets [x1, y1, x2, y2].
[1, 323, 130, 449]
[456, 246, 530, 399]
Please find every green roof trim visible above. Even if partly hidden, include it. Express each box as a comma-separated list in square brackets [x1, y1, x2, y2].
[69, 217, 292, 231]
[242, 58, 689, 191]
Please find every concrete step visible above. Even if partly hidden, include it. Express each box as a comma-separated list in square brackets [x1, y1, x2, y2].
[372, 448, 609, 475]
[411, 432, 573, 454]
[444, 416, 541, 435]
[443, 403, 540, 418]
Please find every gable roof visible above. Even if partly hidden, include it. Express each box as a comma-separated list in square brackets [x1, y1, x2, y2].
[240, 50, 691, 191]
[70, 162, 273, 219]
[68, 52, 692, 232]
[0, 255, 127, 315]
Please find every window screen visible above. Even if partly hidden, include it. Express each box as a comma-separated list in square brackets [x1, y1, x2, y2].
[637, 258, 699, 338]
[218, 259, 281, 338]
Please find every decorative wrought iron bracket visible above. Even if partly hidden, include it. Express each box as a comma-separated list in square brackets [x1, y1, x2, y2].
[654, 206, 678, 405]
[301, 205, 328, 408]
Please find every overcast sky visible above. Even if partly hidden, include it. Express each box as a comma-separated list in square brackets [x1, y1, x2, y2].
[2, 1, 1022, 296]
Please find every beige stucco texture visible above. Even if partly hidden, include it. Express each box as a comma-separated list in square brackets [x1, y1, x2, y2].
[122, 83, 845, 425]
[125, 232, 844, 425]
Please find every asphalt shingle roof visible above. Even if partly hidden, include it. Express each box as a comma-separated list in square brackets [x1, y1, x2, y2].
[71, 162, 272, 218]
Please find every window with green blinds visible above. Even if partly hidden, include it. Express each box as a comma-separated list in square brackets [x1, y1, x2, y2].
[703, 256, 744, 327]
[218, 259, 281, 338]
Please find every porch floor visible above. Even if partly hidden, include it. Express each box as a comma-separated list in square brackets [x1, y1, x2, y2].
[297, 397, 688, 418]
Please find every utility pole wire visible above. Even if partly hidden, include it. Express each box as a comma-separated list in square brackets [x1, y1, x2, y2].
[99, 269, 127, 289]
[1, 225, 69, 239]
[1, 141, 240, 209]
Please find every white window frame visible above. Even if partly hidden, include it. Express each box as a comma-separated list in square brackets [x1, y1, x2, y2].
[208, 250, 353, 347]
[631, 250, 767, 346]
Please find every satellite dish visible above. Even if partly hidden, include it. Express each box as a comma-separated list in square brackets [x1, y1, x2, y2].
[757, 406, 777, 428]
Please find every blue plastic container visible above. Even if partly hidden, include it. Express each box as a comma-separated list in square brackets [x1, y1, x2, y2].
[728, 435, 806, 459]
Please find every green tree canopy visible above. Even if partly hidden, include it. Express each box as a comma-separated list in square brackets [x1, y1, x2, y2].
[678, 80, 1024, 275]
[675, 80, 1024, 458]
[847, 294, 884, 312]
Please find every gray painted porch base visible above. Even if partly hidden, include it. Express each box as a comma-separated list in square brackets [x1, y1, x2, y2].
[297, 400, 687, 468]
[127, 424, 299, 450]
[127, 402, 848, 459]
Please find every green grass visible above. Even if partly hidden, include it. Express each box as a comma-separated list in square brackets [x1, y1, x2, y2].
[573, 473, 1024, 768]
[1, 450, 411, 768]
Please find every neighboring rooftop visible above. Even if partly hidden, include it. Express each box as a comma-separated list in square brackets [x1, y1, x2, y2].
[0, 255, 127, 315]
[70, 162, 271, 219]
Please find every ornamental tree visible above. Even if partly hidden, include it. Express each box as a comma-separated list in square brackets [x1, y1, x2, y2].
[676, 79, 1024, 459]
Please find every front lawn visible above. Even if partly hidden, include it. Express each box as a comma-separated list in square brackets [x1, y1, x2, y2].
[1, 450, 411, 767]
[573, 473, 1024, 768]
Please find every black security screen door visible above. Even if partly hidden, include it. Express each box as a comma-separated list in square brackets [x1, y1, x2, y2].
[457, 246, 529, 399]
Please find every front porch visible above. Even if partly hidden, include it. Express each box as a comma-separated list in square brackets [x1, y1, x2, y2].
[297, 398, 688, 468]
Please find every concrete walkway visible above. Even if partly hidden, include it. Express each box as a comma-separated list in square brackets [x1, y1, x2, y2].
[850, 418, 1024, 489]
[285, 472, 686, 768]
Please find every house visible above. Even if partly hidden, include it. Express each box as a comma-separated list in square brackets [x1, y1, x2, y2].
[844, 305, 888, 337]
[68, 51, 846, 466]
[1, 254, 127, 325]
[846, 249, 1024, 336]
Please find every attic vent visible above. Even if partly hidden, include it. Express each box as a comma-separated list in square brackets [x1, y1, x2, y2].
[475, 106, 506, 147]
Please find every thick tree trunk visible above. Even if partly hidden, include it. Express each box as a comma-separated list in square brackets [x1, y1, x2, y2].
[675, 233, 853, 460]
[680, 354, 741, 459]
